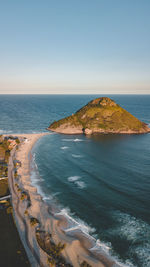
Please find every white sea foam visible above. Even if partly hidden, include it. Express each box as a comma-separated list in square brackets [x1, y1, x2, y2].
[72, 154, 83, 158]
[32, 177, 44, 182]
[55, 208, 95, 235]
[32, 153, 36, 160]
[0, 130, 13, 134]
[75, 181, 86, 189]
[55, 208, 133, 267]
[61, 146, 69, 150]
[68, 176, 86, 189]
[73, 138, 83, 142]
[43, 196, 53, 201]
[30, 170, 44, 184]
[90, 240, 133, 267]
[90, 239, 111, 253]
[107, 210, 150, 266]
[32, 153, 38, 170]
[31, 152, 131, 266]
[30, 156, 48, 201]
[133, 245, 150, 266]
[68, 176, 81, 182]
[30, 143, 138, 266]
[62, 138, 84, 142]
[110, 211, 150, 241]
[31, 175, 45, 197]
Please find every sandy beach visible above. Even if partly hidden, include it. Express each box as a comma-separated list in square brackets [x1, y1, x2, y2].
[8, 132, 120, 267]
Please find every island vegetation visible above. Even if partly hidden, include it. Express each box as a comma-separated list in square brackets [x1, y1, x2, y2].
[48, 97, 150, 135]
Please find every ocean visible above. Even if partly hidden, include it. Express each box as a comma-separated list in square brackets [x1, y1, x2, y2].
[0, 94, 150, 266]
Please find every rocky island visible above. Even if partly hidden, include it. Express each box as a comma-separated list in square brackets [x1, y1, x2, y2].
[48, 97, 150, 135]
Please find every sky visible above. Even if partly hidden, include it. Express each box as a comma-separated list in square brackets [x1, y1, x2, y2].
[0, 0, 150, 94]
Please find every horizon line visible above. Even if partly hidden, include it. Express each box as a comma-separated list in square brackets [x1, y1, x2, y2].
[0, 93, 150, 95]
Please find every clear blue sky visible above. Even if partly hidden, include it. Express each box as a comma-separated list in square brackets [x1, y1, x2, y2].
[0, 0, 150, 94]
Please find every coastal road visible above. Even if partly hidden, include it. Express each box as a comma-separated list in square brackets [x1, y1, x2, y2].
[0, 194, 11, 201]
[8, 147, 45, 267]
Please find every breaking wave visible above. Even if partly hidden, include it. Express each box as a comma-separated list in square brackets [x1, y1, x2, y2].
[67, 176, 81, 182]
[75, 181, 86, 189]
[61, 146, 69, 150]
[62, 138, 84, 142]
[72, 154, 83, 158]
[106, 211, 150, 266]
[67, 176, 86, 189]
[0, 130, 13, 134]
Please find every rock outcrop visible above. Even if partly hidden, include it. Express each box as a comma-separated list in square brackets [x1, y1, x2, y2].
[48, 97, 150, 135]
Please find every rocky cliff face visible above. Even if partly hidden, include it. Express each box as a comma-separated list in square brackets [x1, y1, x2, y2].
[48, 97, 150, 135]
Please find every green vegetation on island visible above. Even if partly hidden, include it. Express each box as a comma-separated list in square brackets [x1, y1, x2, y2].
[48, 97, 150, 135]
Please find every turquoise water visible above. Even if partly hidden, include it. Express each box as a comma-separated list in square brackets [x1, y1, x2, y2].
[0, 95, 150, 266]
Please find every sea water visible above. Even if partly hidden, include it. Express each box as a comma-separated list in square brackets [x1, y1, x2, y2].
[0, 94, 150, 266]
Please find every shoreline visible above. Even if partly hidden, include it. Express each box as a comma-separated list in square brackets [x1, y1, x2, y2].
[48, 126, 150, 135]
[8, 132, 121, 267]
